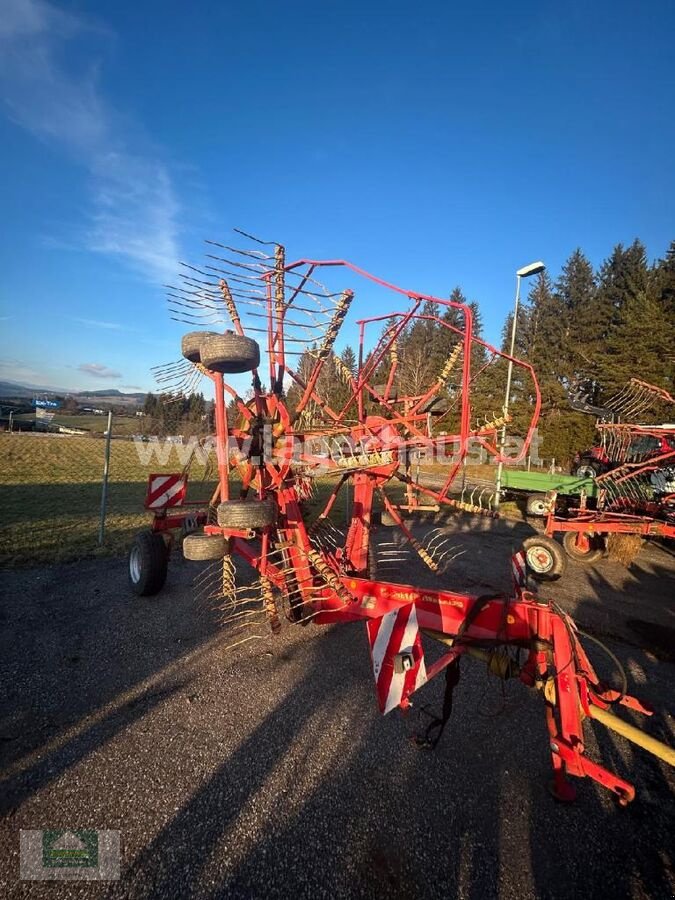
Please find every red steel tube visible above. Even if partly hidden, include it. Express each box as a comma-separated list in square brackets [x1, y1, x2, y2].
[213, 372, 229, 502]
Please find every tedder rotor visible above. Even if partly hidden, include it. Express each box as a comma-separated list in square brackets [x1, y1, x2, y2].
[130, 231, 674, 804]
[523, 379, 675, 579]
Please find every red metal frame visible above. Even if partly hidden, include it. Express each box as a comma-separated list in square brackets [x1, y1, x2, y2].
[155, 241, 673, 802]
[546, 412, 675, 548]
[546, 509, 675, 540]
[143, 472, 209, 535]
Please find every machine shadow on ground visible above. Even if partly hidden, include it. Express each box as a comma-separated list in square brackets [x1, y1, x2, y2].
[0, 557, 224, 816]
[110, 615, 674, 900]
[1, 512, 673, 898]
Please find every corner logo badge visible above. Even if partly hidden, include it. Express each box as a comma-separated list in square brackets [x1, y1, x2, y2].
[42, 830, 98, 868]
[20, 829, 120, 881]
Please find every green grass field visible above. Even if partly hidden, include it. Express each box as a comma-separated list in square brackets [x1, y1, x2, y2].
[54, 414, 141, 434]
[10, 413, 140, 434]
[0, 433, 519, 566]
[0, 433, 218, 564]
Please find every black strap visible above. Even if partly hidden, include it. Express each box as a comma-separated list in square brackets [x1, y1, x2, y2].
[411, 594, 505, 750]
[413, 657, 461, 750]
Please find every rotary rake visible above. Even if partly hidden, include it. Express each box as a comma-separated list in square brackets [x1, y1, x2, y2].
[132, 232, 674, 803]
[525, 380, 675, 577]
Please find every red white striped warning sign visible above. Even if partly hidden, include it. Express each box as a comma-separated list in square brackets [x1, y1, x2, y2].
[145, 473, 187, 509]
[366, 604, 427, 714]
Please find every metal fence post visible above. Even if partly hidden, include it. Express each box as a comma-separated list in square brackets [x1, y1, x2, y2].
[98, 411, 113, 545]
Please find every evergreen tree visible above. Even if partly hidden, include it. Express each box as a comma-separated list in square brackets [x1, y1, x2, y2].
[654, 239, 675, 318]
[143, 392, 158, 417]
[554, 248, 597, 384]
[340, 345, 357, 377]
[603, 288, 674, 395]
[594, 240, 651, 399]
[444, 288, 467, 334]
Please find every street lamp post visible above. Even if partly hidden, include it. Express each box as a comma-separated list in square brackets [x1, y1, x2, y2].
[494, 261, 546, 509]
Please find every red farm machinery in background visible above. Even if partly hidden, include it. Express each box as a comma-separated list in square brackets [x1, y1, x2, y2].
[523, 380, 675, 580]
[128, 232, 675, 803]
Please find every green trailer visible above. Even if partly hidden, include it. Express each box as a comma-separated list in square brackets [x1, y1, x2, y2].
[500, 469, 597, 516]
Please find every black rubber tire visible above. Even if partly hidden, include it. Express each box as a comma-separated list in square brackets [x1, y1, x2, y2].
[200, 332, 260, 374]
[181, 330, 219, 364]
[183, 532, 228, 561]
[562, 530, 604, 563]
[217, 498, 276, 529]
[129, 531, 168, 596]
[367, 542, 378, 579]
[522, 535, 567, 581]
[571, 459, 602, 479]
[526, 493, 550, 517]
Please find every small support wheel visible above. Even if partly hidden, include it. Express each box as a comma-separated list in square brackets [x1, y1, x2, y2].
[129, 531, 169, 596]
[562, 530, 604, 563]
[181, 331, 219, 364]
[217, 498, 276, 529]
[200, 332, 261, 373]
[572, 460, 602, 479]
[367, 542, 378, 579]
[526, 493, 550, 517]
[522, 535, 567, 581]
[183, 532, 229, 561]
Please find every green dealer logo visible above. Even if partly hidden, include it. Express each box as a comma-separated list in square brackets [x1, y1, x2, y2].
[42, 830, 99, 868]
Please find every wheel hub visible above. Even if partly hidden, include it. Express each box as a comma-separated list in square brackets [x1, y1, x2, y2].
[527, 546, 553, 572]
[129, 545, 141, 583]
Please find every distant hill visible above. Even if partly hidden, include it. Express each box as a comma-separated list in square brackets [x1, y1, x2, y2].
[0, 379, 67, 398]
[82, 389, 146, 400]
[0, 379, 146, 406]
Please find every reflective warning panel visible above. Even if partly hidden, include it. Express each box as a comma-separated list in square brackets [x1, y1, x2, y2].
[144, 473, 187, 509]
[366, 604, 427, 714]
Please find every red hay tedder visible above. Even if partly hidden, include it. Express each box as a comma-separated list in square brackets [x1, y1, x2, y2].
[128, 232, 675, 803]
[523, 380, 675, 579]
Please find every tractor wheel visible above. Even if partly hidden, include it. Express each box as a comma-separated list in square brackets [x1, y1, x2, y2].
[571, 460, 602, 479]
[526, 493, 550, 518]
[562, 530, 604, 563]
[522, 535, 567, 581]
[217, 498, 276, 529]
[129, 531, 169, 596]
[200, 332, 260, 374]
[183, 532, 229, 561]
[181, 331, 219, 364]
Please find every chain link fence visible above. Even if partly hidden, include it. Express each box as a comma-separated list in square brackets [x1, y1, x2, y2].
[1, 420, 560, 567]
[0, 424, 217, 566]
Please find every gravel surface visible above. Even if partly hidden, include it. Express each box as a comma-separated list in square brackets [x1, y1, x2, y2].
[1, 514, 674, 899]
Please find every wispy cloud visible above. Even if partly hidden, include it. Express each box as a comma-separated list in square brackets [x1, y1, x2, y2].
[0, 358, 48, 385]
[78, 362, 122, 379]
[72, 317, 128, 331]
[0, 0, 180, 283]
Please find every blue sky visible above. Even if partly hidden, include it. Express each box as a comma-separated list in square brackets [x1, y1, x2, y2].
[1, 0, 673, 394]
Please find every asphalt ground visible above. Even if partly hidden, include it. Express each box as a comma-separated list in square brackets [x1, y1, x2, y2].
[1, 513, 674, 899]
